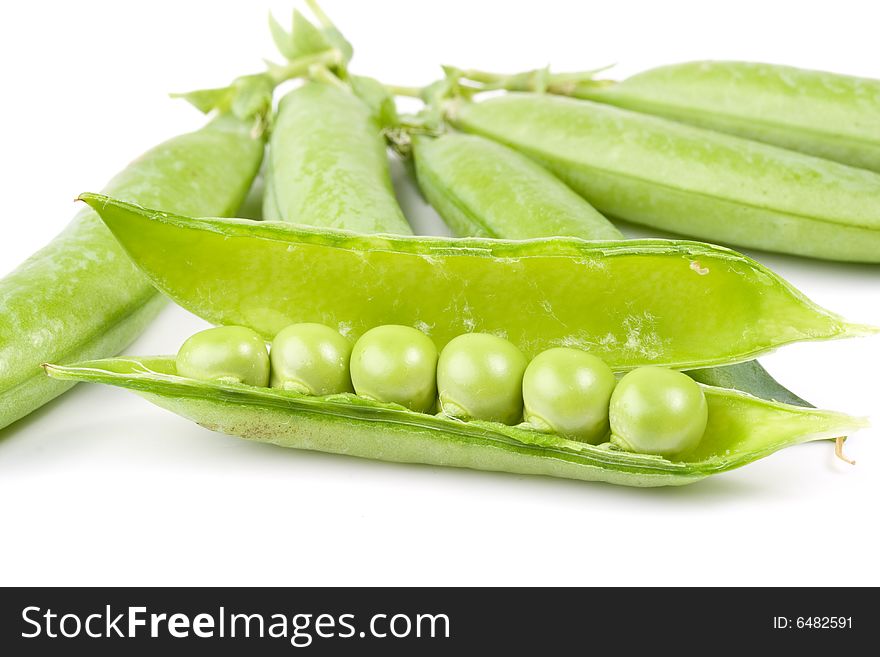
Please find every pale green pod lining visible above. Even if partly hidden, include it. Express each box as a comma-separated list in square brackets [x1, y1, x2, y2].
[44, 357, 868, 488]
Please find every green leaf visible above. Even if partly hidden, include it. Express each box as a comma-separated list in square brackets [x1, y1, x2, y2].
[268, 13, 297, 60]
[170, 86, 234, 115]
[290, 9, 332, 58]
[322, 26, 353, 63]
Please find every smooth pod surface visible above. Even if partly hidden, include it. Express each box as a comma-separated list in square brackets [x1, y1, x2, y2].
[264, 81, 411, 233]
[453, 93, 880, 262]
[45, 357, 869, 488]
[576, 61, 880, 172]
[80, 194, 872, 371]
[412, 132, 622, 240]
[0, 116, 263, 430]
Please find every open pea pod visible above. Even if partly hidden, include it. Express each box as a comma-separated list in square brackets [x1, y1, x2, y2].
[79, 193, 872, 370]
[44, 357, 867, 488]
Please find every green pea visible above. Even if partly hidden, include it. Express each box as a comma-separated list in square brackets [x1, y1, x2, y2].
[609, 367, 708, 457]
[437, 333, 527, 425]
[522, 348, 616, 443]
[350, 325, 438, 412]
[270, 323, 353, 395]
[177, 326, 269, 387]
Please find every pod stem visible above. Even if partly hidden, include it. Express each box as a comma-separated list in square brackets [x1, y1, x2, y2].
[383, 84, 425, 98]
[835, 436, 856, 465]
[266, 48, 343, 85]
[449, 64, 616, 96]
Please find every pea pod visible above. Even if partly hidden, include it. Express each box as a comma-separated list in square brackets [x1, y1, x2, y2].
[0, 116, 263, 430]
[412, 132, 622, 240]
[264, 81, 411, 234]
[451, 93, 880, 262]
[572, 61, 880, 173]
[409, 128, 814, 412]
[43, 357, 867, 488]
[78, 194, 872, 370]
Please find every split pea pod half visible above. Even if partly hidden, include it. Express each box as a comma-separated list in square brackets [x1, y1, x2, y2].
[0, 116, 263, 430]
[78, 194, 873, 370]
[264, 81, 412, 234]
[451, 93, 880, 262]
[44, 357, 867, 488]
[408, 128, 813, 411]
[573, 61, 880, 173]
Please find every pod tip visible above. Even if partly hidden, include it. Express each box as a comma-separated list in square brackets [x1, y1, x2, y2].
[845, 322, 880, 338]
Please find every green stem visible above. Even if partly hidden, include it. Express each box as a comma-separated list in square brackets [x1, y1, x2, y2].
[384, 84, 425, 98]
[267, 48, 342, 86]
[453, 65, 615, 95]
[304, 0, 334, 28]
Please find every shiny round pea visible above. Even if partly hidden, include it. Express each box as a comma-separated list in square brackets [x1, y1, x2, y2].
[522, 347, 616, 443]
[437, 333, 527, 425]
[350, 325, 438, 412]
[176, 326, 269, 387]
[609, 367, 708, 457]
[270, 323, 353, 395]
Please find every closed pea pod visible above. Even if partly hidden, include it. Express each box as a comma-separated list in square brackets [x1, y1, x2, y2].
[265, 81, 411, 234]
[451, 93, 880, 262]
[572, 61, 880, 173]
[412, 132, 622, 240]
[0, 115, 263, 430]
[437, 333, 528, 424]
[44, 357, 868, 488]
[78, 195, 874, 371]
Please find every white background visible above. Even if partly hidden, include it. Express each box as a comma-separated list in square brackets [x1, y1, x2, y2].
[1, 0, 878, 586]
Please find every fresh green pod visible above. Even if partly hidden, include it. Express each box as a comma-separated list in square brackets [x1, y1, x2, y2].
[264, 81, 411, 233]
[0, 116, 263, 430]
[451, 93, 880, 262]
[44, 357, 868, 488]
[408, 125, 808, 411]
[574, 61, 880, 173]
[79, 194, 872, 371]
[412, 133, 622, 240]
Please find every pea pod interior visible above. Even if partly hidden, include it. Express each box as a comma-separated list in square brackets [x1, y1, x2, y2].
[79, 193, 872, 370]
[44, 357, 868, 488]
